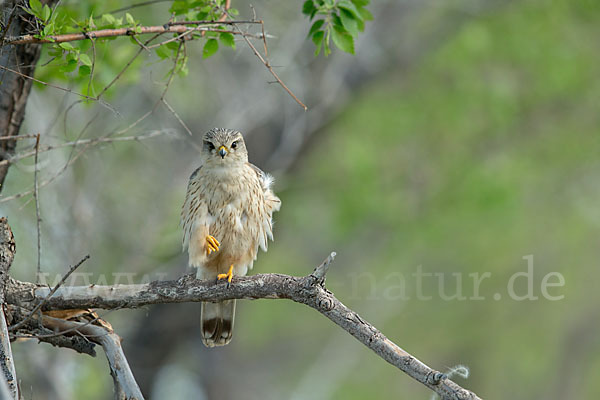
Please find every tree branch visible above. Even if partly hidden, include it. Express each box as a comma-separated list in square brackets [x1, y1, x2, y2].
[2, 23, 267, 45]
[41, 315, 144, 400]
[0, 218, 17, 399]
[6, 253, 482, 400]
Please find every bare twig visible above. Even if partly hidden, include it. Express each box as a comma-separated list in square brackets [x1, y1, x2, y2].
[131, 34, 150, 52]
[0, 134, 44, 141]
[0, 130, 169, 172]
[225, 13, 308, 110]
[9, 255, 90, 332]
[95, 34, 159, 99]
[162, 99, 193, 136]
[6, 256, 481, 400]
[0, 144, 87, 203]
[0, 65, 115, 111]
[34, 134, 41, 283]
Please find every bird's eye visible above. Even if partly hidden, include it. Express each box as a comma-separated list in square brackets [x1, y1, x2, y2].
[204, 141, 215, 151]
[231, 141, 238, 149]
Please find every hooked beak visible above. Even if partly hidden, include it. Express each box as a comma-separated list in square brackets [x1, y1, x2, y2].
[218, 145, 228, 158]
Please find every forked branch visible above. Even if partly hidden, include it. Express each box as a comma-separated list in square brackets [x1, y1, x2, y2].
[6, 253, 482, 400]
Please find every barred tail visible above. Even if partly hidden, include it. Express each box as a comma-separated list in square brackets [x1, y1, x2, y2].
[200, 300, 236, 347]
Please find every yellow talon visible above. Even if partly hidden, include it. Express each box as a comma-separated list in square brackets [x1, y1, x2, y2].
[217, 265, 234, 286]
[205, 235, 220, 255]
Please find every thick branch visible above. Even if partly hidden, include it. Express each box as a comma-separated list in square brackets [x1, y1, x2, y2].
[6, 256, 482, 400]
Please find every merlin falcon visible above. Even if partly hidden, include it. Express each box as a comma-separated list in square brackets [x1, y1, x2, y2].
[181, 128, 281, 347]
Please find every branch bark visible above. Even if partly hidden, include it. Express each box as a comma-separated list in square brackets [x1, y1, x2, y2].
[6, 253, 482, 400]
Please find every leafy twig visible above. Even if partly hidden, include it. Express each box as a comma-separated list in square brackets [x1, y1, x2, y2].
[3, 23, 267, 45]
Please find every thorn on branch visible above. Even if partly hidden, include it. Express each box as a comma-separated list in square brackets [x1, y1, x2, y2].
[310, 252, 337, 285]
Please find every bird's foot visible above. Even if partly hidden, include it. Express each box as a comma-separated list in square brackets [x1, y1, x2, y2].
[216, 265, 234, 288]
[205, 235, 220, 255]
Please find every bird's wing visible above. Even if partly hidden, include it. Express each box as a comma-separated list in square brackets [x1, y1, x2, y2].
[246, 163, 281, 254]
[247, 162, 281, 215]
[181, 166, 214, 268]
[181, 166, 201, 249]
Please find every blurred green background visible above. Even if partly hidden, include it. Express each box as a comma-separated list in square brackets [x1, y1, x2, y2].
[2, 0, 599, 399]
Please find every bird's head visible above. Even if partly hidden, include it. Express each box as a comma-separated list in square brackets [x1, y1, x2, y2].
[201, 128, 248, 166]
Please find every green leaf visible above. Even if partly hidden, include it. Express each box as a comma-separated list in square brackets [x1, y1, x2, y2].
[48, 46, 62, 57]
[338, 0, 361, 19]
[219, 32, 235, 49]
[125, 13, 135, 25]
[102, 13, 116, 25]
[339, 8, 358, 37]
[177, 62, 189, 77]
[331, 26, 354, 54]
[42, 23, 54, 36]
[312, 30, 324, 56]
[169, 1, 189, 15]
[155, 46, 170, 59]
[42, 5, 51, 22]
[59, 42, 75, 51]
[59, 59, 78, 73]
[203, 39, 219, 58]
[66, 51, 78, 62]
[229, 8, 239, 16]
[308, 19, 325, 38]
[79, 53, 92, 66]
[356, 18, 365, 32]
[350, 0, 369, 7]
[302, 0, 316, 17]
[78, 65, 91, 77]
[358, 7, 373, 21]
[29, 0, 43, 18]
[324, 29, 332, 56]
[331, 13, 343, 29]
